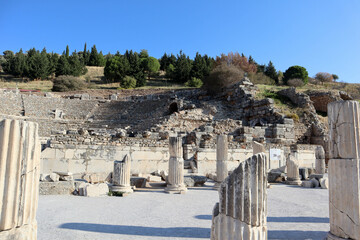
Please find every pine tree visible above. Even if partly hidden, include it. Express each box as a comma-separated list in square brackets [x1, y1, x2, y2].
[88, 45, 101, 66]
[65, 45, 70, 58]
[191, 52, 208, 80]
[173, 51, 192, 83]
[264, 61, 278, 84]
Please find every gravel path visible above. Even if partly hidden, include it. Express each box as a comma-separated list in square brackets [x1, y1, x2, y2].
[37, 183, 329, 240]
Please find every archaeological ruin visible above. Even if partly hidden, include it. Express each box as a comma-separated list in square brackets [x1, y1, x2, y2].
[0, 77, 358, 239]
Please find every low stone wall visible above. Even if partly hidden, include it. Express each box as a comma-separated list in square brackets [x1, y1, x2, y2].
[40, 142, 319, 176]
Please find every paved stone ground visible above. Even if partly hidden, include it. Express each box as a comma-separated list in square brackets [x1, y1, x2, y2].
[37, 183, 329, 240]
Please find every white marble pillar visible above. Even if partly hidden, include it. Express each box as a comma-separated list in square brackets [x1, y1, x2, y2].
[111, 154, 133, 194]
[0, 119, 41, 240]
[165, 137, 187, 194]
[214, 135, 228, 189]
[327, 101, 360, 240]
[286, 152, 302, 185]
[315, 146, 326, 174]
[211, 153, 268, 240]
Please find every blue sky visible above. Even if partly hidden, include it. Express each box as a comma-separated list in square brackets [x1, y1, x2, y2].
[0, 0, 359, 83]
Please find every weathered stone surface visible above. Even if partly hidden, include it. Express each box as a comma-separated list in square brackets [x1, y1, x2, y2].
[299, 168, 308, 180]
[327, 101, 360, 240]
[214, 135, 228, 189]
[0, 119, 40, 240]
[130, 177, 146, 188]
[49, 173, 60, 182]
[328, 101, 360, 159]
[82, 172, 111, 184]
[79, 183, 109, 197]
[301, 180, 315, 188]
[315, 146, 326, 174]
[286, 152, 302, 185]
[147, 175, 162, 182]
[211, 153, 268, 240]
[111, 154, 133, 194]
[165, 137, 187, 194]
[268, 171, 286, 183]
[39, 181, 75, 195]
[184, 175, 207, 187]
[252, 141, 266, 155]
[320, 177, 328, 189]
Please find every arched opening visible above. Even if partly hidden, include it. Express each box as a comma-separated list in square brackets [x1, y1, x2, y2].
[169, 102, 178, 114]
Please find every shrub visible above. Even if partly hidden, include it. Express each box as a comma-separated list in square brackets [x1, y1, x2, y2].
[121, 76, 137, 89]
[285, 113, 300, 122]
[315, 72, 333, 84]
[185, 77, 203, 88]
[52, 75, 86, 92]
[248, 72, 276, 85]
[203, 63, 244, 95]
[287, 78, 304, 87]
[283, 65, 308, 85]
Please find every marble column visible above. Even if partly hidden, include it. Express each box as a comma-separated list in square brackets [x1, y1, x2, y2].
[286, 151, 302, 185]
[165, 137, 187, 194]
[315, 146, 326, 174]
[111, 154, 133, 194]
[0, 119, 41, 240]
[327, 101, 360, 240]
[214, 135, 228, 189]
[211, 153, 268, 240]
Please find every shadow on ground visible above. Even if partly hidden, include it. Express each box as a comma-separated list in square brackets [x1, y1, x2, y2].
[267, 216, 329, 223]
[194, 215, 212, 220]
[268, 230, 328, 240]
[59, 223, 210, 238]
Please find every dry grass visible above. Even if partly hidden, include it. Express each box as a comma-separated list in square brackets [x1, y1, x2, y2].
[0, 78, 53, 91]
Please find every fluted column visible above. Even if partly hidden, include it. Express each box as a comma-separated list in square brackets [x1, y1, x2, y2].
[286, 151, 302, 185]
[111, 154, 133, 194]
[214, 135, 228, 189]
[165, 137, 187, 194]
[211, 153, 268, 240]
[0, 119, 41, 240]
[315, 146, 326, 174]
[327, 101, 360, 240]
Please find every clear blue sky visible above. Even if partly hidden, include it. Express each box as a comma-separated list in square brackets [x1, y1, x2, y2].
[0, 0, 359, 83]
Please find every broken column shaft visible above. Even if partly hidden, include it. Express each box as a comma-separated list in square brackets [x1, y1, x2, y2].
[327, 101, 360, 240]
[0, 119, 41, 240]
[214, 135, 228, 189]
[165, 137, 187, 194]
[111, 154, 133, 194]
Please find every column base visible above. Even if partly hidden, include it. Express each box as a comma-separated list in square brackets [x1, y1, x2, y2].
[165, 185, 187, 194]
[327, 232, 348, 240]
[213, 182, 222, 190]
[0, 222, 37, 240]
[285, 178, 302, 186]
[111, 185, 133, 194]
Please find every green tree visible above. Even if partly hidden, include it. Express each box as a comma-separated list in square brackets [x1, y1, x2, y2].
[191, 52, 208, 80]
[146, 57, 160, 77]
[332, 74, 339, 82]
[26, 48, 50, 80]
[264, 61, 278, 84]
[88, 45, 102, 66]
[124, 50, 146, 87]
[65, 45, 70, 58]
[283, 65, 309, 85]
[121, 76, 137, 89]
[56, 55, 71, 76]
[68, 52, 87, 76]
[173, 51, 192, 83]
[9, 49, 27, 77]
[104, 55, 130, 82]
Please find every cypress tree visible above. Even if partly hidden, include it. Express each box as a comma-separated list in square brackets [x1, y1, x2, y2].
[264, 61, 278, 84]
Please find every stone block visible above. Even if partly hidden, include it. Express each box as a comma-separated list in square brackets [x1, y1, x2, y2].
[320, 177, 328, 189]
[80, 183, 109, 197]
[301, 180, 315, 188]
[147, 176, 162, 182]
[184, 175, 207, 187]
[39, 181, 75, 195]
[130, 177, 147, 188]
